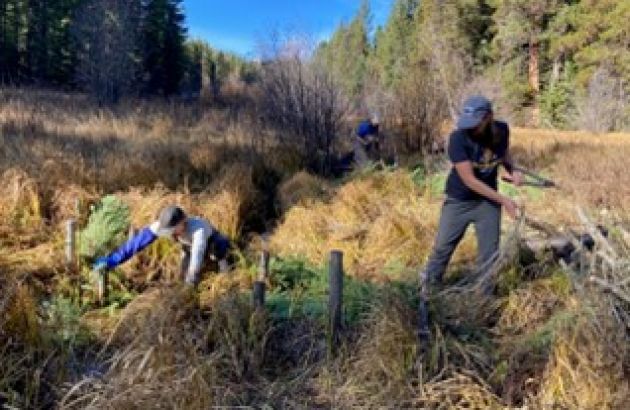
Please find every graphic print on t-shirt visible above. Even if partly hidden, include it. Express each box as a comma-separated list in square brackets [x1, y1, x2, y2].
[445, 120, 510, 200]
[473, 146, 503, 176]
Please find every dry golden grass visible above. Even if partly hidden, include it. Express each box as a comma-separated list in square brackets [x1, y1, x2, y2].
[118, 162, 259, 242]
[60, 287, 216, 409]
[271, 168, 483, 279]
[1, 89, 629, 408]
[60, 286, 292, 409]
[415, 374, 503, 409]
[0, 168, 45, 231]
[511, 128, 630, 218]
[197, 268, 253, 309]
[199, 162, 262, 240]
[325, 295, 419, 406]
[496, 273, 571, 335]
[1, 279, 41, 346]
[0, 275, 60, 409]
[317, 289, 504, 409]
[276, 170, 331, 213]
[270, 170, 479, 280]
[0, 87, 280, 197]
[534, 300, 629, 409]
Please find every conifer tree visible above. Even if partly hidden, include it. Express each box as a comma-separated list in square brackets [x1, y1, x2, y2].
[371, 0, 418, 88]
[142, 0, 187, 96]
[548, 0, 629, 89]
[73, 0, 140, 104]
[489, 0, 565, 123]
[314, 0, 370, 98]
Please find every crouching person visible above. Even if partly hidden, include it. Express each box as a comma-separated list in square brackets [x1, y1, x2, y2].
[92, 205, 231, 286]
[354, 114, 381, 167]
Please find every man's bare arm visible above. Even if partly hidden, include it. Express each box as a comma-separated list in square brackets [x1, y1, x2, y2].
[454, 161, 518, 218]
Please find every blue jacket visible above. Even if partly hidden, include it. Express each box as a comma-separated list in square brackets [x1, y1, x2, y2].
[104, 227, 157, 268]
[356, 120, 378, 139]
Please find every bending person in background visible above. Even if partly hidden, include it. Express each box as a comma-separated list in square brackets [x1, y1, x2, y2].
[354, 114, 381, 167]
[418, 95, 522, 335]
[93, 205, 231, 286]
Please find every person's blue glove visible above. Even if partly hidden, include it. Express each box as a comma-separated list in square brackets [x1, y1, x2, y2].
[92, 257, 110, 273]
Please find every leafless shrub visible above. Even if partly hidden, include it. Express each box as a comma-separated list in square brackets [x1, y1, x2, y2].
[574, 68, 629, 133]
[256, 33, 349, 174]
[366, 12, 463, 157]
[384, 68, 449, 154]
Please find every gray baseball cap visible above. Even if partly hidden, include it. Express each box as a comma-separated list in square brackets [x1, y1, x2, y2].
[457, 95, 492, 129]
[156, 205, 186, 234]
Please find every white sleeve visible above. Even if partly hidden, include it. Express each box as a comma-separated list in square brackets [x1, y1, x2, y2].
[149, 221, 160, 234]
[187, 228, 208, 281]
[149, 221, 173, 238]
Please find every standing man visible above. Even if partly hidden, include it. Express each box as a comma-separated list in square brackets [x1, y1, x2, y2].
[418, 96, 522, 336]
[354, 114, 381, 167]
[93, 205, 231, 286]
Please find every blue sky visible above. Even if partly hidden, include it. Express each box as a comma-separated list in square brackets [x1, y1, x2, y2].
[183, 1, 392, 57]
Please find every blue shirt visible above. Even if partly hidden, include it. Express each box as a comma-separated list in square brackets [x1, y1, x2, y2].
[445, 121, 510, 200]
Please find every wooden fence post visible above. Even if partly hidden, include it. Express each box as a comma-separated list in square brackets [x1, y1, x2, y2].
[328, 250, 344, 352]
[65, 219, 76, 266]
[96, 271, 108, 306]
[253, 250, 269, 309]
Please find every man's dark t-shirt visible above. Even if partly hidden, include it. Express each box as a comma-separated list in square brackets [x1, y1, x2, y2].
[445, 121, 510, 200]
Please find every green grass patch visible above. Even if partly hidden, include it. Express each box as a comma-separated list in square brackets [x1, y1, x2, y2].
[382, 258, 410, 277]
[496, 266, 523, 296]
[266, 256, 384, 325]
[410, 164, 427, 187]
[520, 309, 576, 354]
[426, 173, 448, 197]
[545, 270, 572, 297]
